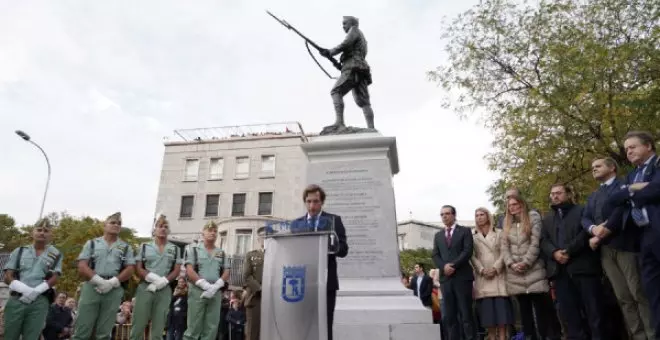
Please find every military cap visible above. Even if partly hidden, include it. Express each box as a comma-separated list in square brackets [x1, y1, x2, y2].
[106, 212, 122, 222]
[203, 220, 218, 230]
[343, 16, 359, 26]
[34, 218, 53, 229]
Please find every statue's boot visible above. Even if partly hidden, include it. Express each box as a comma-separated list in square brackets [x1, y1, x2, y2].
[334, 112, 345, 127]
[363, 106, 375, 129]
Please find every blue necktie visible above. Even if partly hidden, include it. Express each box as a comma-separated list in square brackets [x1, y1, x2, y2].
[631, 167, 649, 226]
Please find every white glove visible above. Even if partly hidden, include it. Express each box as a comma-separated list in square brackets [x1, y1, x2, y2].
[90, 275, 107, 287]
[200, 290, 215, 299]
[108, 277, 121, 288]
[146, 283, 158, 292]
[213, 278, 225, 289]
[95, 284, 113, 294]
[200, 279, 224, 299]
[195, 279, 212, 291]
[90, 275, 114, 294]
[155, 277, 170, 290]
[20, 282, 50, 304]
[145, 272, 162, 283]
[9, 280, 34, 295]
[201, 286, 219, 299]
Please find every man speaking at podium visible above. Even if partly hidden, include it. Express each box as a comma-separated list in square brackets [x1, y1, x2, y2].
[290, 184, 349, 340]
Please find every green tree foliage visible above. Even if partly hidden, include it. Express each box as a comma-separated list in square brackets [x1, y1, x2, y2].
[399, 248, 435, 277]
[429, 0, 660, 209]
[1, 212, 141, 299]
[0, 214, 29, 251]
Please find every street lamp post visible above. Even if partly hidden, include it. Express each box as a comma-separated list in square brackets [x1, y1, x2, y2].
[15, 130, 51, 220]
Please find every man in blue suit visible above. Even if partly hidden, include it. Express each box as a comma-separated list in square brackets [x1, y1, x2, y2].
[593, 131, 660, 338]
[582, 157, 653, 340]
[432, 205, 475, 340]
[291, 184, 349, 340]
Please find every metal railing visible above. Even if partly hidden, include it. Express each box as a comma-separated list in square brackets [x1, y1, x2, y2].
[227, 255, 245, 288]
[0, 254, 10, 281]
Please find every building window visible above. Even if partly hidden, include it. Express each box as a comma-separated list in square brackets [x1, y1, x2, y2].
[219, 231, 227, 250]
[235, 157, 249, 179]
[231, 193, 246, 216]
[184, 159, 199, 181]
[398, 234, 406, 251]
[260, 155, 275, 177]
[235, 229, 252, 255]
[180, 195, 194, 218]
[205, 194, 220, 217]
[209, 158, 224, 180]
[258, 192, 273, 215]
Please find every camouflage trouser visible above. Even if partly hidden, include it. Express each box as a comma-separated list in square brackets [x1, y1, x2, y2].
[330, 68, 371, 107]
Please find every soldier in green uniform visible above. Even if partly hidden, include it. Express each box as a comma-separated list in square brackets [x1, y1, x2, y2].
[2, 218, 62, 340]
[73, 212, 136, 340]
[183, 220, 230, 340]
[130, 214, 182, 340]
[242, 229, 265, 340]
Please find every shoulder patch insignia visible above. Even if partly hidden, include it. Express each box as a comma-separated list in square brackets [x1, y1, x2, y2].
[46, 251, 58, 260]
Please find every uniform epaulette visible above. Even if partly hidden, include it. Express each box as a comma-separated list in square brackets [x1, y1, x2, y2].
[46, 247, 59, 261]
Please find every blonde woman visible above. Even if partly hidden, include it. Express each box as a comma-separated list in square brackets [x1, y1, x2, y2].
[501, 194, 556, 340]
[429, 269, 442, 324]
[471, 207, 513, 340]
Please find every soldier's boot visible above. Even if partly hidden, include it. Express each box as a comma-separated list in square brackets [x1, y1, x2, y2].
[363, 106, 375, 129]
[332, 95, 346, 127]
[334, 112, 345, 127]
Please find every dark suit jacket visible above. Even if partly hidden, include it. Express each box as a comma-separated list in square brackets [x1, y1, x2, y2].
[606, 155, 660, 248]
[582, 178, 640, 252]
[292, 211, 349, 291]
[431, 224, 474, 282]
[409, 274, 433, 307]
[541, 203, 601, 279]
[42, 305, 73, 340]
[167, 295, 188, 331]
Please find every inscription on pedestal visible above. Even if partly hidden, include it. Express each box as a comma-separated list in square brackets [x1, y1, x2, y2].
[307, 160, 399, 279]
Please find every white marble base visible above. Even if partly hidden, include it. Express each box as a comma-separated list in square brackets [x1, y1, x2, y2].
[335, 324, 441, 340]
[302, 133, 440, 340]
[333, 278, 440, 339]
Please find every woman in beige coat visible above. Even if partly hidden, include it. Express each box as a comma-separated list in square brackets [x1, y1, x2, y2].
[501, 194, 556, 340]
[472, 207, 513, 340]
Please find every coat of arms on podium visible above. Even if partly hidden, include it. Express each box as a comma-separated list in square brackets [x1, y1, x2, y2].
[281, 265, 306, 303]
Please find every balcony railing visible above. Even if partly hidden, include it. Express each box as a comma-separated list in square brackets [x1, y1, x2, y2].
[227, 255, 246, 288]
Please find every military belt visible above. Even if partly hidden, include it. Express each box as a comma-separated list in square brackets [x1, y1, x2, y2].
[10, 291, 49, 298]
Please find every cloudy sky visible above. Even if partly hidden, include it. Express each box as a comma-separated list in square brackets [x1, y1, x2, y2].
[1, 0, 496, 236]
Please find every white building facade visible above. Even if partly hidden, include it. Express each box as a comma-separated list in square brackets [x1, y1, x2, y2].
[154, 122, 310, 256]
[397, 219, 476, 250]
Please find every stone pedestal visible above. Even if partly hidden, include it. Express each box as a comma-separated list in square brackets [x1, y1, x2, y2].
[301, 133, 440, 340]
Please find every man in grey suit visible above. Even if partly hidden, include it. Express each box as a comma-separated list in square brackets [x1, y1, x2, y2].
[432, 205, 475, 340]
